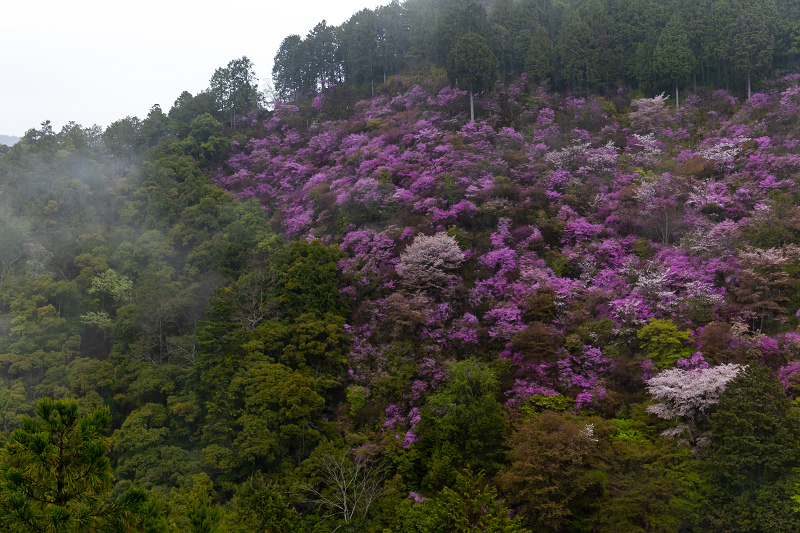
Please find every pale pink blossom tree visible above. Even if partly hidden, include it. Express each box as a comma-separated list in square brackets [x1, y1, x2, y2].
[646, 363, 743, 450]
[396, 232, 465, 291]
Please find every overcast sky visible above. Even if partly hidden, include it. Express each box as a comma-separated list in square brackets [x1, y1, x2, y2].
[1, 0, 393, 137]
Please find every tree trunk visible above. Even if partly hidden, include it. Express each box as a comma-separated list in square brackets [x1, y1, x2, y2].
[747, 70, 751, 100]
[470, 91, 474, 122]
[676, 81, 679, 109]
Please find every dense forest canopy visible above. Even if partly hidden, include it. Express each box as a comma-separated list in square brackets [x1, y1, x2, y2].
[272, 0, 800, 102]
[1, 1, 800, 531]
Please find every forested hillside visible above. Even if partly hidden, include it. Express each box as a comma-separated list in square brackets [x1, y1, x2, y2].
[2, 1, 800, 531]
[272, 0, 800, 101]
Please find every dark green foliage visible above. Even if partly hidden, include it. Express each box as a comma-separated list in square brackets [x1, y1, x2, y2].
[221, 474, 300, 533]
[525, 26, 553, 85]
[169, 91, 219, 136]
[271, 240, 347, 319]
[447, 32, 499, 120]
[392, 470, 528, 533]
[209, 56, 261, 127]
[6, 14, 800, 531]
[702, 365, 800, 532]
[556, 13, 597, 91]
[728, 0, 776, 98]
[655, 14, 695, 105]
[415, 359, 507, 485]
[273, 35, 308, 101]
[497, 411, 611, 532]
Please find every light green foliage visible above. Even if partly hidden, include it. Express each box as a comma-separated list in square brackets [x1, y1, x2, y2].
[520, 393, 573, 416]
[347, 385, 368, 415]
[0, 379, 30, 433]
[0, 398, 153, 532]
[166, 474, 220, 533]
[610, 418, 645, 442]
[79, 310, 112, 329]
[637, 318, 694, 368]
[89, 268, 132, 302]
[188, 492, 222, 533]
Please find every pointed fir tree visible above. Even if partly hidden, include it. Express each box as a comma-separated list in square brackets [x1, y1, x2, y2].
[728, 0, 776, 100]
[703, 366, 800, 532]
[524, 25, 553, 85]
[654, 14, 696, 108]
[447, 32, 499, 122]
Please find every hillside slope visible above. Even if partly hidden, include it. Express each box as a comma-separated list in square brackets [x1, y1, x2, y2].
[1, 74, 800, 530]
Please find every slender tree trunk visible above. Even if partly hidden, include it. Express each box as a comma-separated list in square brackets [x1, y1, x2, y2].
[747, 70, 751, 100]
[676, 81, 679, 109]
[470, 91, 474, 122]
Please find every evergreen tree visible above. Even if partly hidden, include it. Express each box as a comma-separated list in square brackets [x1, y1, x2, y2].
[341, 9, 380, 92]
[446, 32, 499, 121]
[703, 366, 800, 532]
[555, 13, 597, 91]
[654, 14, 695, 107]
[272, 35, 308, 101]
[524, 25, 552, 85]
[209, 56, 261, 127]
[728, 0, 777, 99]
[304, 21, 339, 90]
[700, 0, 735, 89]
[0, 398, 153, 532]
